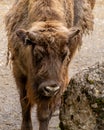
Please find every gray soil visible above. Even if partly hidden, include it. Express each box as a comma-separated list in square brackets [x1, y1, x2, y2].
[0, 0, 104, 130]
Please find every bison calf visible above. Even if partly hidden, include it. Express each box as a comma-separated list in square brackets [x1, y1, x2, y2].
[5, 0, 95, 130]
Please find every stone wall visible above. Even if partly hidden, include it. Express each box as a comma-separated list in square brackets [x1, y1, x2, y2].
[60, 62, 104, 130]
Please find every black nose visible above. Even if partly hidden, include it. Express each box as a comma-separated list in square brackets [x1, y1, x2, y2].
[38, 82, 60, 97]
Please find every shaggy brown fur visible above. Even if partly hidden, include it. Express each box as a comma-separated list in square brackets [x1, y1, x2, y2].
[5, 0, 95, 130]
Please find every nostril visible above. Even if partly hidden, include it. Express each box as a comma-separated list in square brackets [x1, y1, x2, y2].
[54, 86, 60, 91]
[44, 86, 51, 93]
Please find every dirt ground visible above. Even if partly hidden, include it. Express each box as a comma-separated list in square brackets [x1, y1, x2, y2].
[0, 0, 104, 130]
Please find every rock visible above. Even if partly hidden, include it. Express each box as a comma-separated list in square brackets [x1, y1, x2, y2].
[59, 62, 104, 130]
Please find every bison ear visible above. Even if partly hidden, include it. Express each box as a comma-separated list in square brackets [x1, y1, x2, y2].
[16, 29, 33, 45]
[68, 27, 81, 40]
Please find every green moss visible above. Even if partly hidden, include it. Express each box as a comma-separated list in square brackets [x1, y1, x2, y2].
[86, 75, 95, 84]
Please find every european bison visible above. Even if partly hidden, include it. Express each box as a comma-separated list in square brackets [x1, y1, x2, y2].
[5, 0, 95, 130]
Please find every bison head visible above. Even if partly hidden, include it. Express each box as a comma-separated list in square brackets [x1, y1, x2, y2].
[16, 21, 81, 98]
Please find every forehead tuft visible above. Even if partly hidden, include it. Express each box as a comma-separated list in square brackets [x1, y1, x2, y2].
[29, 21, 69, 47]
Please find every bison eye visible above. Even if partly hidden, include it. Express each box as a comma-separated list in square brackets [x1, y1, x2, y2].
[33, 46, 45, 64]
[35, 53, 44, 63]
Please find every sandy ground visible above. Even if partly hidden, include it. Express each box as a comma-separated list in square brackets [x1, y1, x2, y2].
[0, 0, 104, 130]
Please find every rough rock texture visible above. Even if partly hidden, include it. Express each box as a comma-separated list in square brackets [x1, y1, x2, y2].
[60, 62, 104, 130]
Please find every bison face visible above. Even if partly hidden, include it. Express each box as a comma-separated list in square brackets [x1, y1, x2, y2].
[16, 22, 80, 97]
